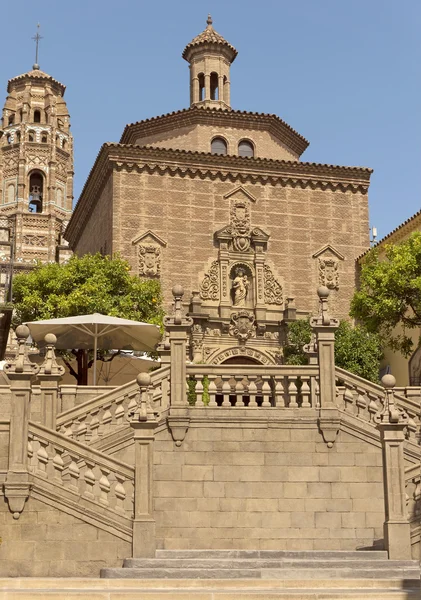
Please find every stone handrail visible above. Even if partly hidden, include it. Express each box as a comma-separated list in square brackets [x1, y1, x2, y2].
[56, 365, 170, 443]
[186, 364, 319, 407]
[335, 367, 420, 444]
[28, 421, 134, 539]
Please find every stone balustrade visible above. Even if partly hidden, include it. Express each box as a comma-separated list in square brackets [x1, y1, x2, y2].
[56, 366, 170, 442]
[405, 463, 421, 526]
[28, 421, 134, 523]
[186, 364, 319, 408]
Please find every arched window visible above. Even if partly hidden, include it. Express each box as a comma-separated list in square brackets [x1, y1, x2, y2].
[28, 130, 35, 142]
[6, 134, 12, 145]
[8, 115, 14, 126]
[34, 110, 41, 123]
[16, 131, 21, 143]
[41, 133, 48, 143]
[56, 187, 63, 207]
[238, 140, 254, 158]
[19, 109, 23, 123]
[45, 111, 49, 123]
[62, 139, 67, 150]
[28, 171, 43, 213]
[210, 72, 219, 100]
[211, 137, 227, 155]
[7, 184, 15, 204]
[198, 73, 205, 101]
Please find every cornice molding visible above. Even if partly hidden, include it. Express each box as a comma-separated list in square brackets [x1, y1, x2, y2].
[65, 143, 372, 248]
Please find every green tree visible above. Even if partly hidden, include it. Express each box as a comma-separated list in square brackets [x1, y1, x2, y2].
[351, 231, 421, 358]
[12, 253, 164, 384]
[284, 319, 383, 383]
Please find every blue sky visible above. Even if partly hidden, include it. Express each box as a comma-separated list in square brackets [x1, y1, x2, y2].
[1, 0, 420, 241]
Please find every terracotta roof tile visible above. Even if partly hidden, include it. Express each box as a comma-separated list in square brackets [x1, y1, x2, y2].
[183, 16, 237, 62]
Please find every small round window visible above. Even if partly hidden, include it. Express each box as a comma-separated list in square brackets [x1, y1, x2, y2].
[238, 140, 254, 158]
[211, 137, 227, 155]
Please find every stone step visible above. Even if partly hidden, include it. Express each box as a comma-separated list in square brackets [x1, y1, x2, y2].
[0, 578, 419, 600]
[123, 557, 416, 570]
[101, 566, 420, 580]
[156, 549, 390, 560]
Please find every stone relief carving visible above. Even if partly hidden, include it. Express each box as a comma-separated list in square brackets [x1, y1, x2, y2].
[232, 267, 250, 307]
[205, 327, 221, 337]
[139, 244, 161, 277]
[199, 261, 219, 301]
[22, 234, 47, 246]
[264, 264, 283, 305]
[229, 310, 256, 342]
[318, 258, 339, 290]
[230, 200, 251, 252]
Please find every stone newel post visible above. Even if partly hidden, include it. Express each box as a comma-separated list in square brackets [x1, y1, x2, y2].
[38, 333, 65, 429]
[311, 286, 339, 447]
[129, 372, 158, 558]
[164, 285, 193, 446]
[4, 325, 39, 519]
[375, 374, 412, 560]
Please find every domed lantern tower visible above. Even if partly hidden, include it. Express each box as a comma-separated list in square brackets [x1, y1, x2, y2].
[183, 15, 237, 110]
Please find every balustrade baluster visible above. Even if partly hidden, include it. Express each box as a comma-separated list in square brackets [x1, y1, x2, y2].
[273, 375, 285, 407]
[261, 375, 272, 407]
[76, 416, 88, 442]
[152, 382, 162, 409]
[36, 440, 50, 477]
[248, 378, 257, 407]
[343, 385, 355, 413]
[301, 377, 311, 408]
[67, 454, 81, 492]
[114, 474, 127, 514]
[83, 460, 96, 501]
[406, 411, 417, 441]
[314, 379, 320, 408]
[235, 376, 245, 407]
[63, 421, 74, 438]
[98, 467, 111, 506]
[207, 375, 217, 407]
[356, 388, 367, 419]
[288, 376, 298, 408]
[221, 375, 231, 407]
[114, 397, 125, 425]
[89, 409, 100, 441]
[52, 446, 65, 484]
[367, 393, 380, 422]
[195, 375, 204, 407]
[27, 437, 33, 462]
[101, 403, 112, 434]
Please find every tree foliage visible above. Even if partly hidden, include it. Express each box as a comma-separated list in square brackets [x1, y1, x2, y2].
[350, 232, 421, 358]
[12, 253, 164, 384]
[284, 318, 383, 383]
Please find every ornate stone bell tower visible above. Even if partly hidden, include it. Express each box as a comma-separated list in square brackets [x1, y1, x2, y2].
[0, 37, 73, 274]
[183, 15, 237, 110]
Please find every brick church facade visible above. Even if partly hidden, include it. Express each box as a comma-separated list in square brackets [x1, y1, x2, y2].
[65, 16, 372, 365]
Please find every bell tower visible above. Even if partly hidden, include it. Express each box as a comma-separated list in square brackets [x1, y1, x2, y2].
[183, 15, 237, 110]
[0, 33, 73, 270]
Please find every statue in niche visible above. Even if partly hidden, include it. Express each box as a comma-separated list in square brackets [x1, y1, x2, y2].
[232, 267, 249, 307]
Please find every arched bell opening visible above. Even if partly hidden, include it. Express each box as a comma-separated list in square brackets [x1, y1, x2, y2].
[28, 170, 44, 213]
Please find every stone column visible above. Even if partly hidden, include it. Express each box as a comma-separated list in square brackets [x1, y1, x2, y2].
[4, 325, 39, 519]
[375, 374, 412, 560]
[129, 373, 158, 558]
[164, 285, 192, 446]
[311, 287, 339, 446]
[38, 333, 64, 429]
[204, 74, 211, 101]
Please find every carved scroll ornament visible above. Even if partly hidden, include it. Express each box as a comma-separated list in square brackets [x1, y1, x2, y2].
[264, 264, 283, 305]
[199, 261, 219, 301]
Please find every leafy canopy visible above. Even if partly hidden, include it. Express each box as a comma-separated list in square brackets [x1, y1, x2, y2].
[350, 231, 421, 357]
[12, 253, 164, 326]
[284, 318, 383, 383]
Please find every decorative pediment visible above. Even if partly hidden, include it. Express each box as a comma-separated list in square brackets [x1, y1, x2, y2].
[132, 230, 167, 247]
[312, 244, 344, 261]
[223, 186, 257, 203]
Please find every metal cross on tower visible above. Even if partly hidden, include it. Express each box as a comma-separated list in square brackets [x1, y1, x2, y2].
[32, 23, 43, 70]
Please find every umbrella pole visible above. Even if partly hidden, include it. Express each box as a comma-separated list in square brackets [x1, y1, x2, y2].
[93, 325, 98, 386]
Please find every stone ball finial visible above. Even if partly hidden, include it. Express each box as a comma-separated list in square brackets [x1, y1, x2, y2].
[172, 284, 184, 298]
[381, 374, 396, 389]
[44, 333, 57, 345]
[137, 372, 151, 388]
[317, 286, 330, 299]
[207, 14, 213, 26]
[15, 325, 30, 339]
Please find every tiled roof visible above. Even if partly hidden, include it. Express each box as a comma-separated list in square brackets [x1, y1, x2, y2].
[183, 16, 237, 62]
[8, 68, 65, 94]
[357, 208, 421, 261]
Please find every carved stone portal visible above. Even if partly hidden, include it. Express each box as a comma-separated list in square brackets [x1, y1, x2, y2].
[229, 310, 256, 342]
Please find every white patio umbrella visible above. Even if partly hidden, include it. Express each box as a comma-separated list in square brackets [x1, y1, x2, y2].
[24, 313, 162, 385]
